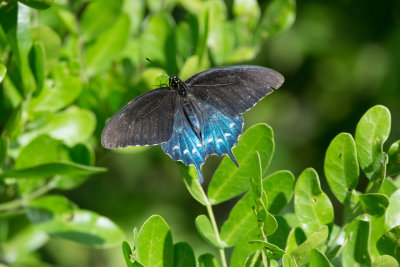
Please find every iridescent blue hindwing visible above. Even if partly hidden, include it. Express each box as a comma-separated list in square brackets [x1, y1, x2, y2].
[162, 101, 243, 182]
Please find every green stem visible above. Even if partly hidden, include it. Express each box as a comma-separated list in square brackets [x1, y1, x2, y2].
[0, 180, 55, 212]
[197, 183, 228, 267]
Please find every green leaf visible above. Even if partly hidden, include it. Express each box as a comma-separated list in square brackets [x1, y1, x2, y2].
[0, 161, 106, 180]
[24, 106, 96, 146]
[0, 137, 9, 168]
[137, 215, 174, 267]
[173, 242, 196, 267]
[264, 212, 278, 236]
[324, 133, 359, 203]
[27, 195, 124, 248]
[376, 226, 400, 263]
[282, 254, 297, 267]
[198, 253, 220, 267]
[244, 251, 263, 267]
[29, 42, 46, 96]
[220, 171, 293, 246]
[80, 0, 123, 40]
[355, 105, 391, 181]
[286, 227, 306, 253]
[357, 193, 389, 221]
[195, 215, 225, 248]
[255, 0, 296, 40]
[0, 63, 6, 83]
[387, 140, 400, 177]
[30, 63, 82, 112]
[372, 255, 398, 267]
[385, 189, 400, 230]
[122, 241, 135, 267]
[138, 13, 175, 70]
[18, 0, 54, 9]
[263, 170, 295, 214]
[268, 216, 291, 250]
[294, 168, 334, 236]
[31, 25, 61, 74]
[230, 230, 259, 267]
[342, 220, 371, 267]
[309, 248, 332, 267]
[1, 225, 48, 261]
[290, 225, 329, 267]
[3, 101, 24, 139]
[208, 123, 274, 204]
[179, 165, 209, 206]
[86, 12, 130, 76]
[248, 240, 285, 260]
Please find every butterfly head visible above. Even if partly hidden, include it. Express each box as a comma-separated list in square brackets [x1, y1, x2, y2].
[169, 75, 187, 97]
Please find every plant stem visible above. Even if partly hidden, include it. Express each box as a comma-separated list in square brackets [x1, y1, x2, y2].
[196, 182, 228, 267]
[0, 180, 55, 212]
[205, 201, 228, 267]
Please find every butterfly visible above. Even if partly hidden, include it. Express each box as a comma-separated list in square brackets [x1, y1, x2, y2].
[101, 65, 284, 183]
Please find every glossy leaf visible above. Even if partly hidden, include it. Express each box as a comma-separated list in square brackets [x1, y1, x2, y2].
[286, 227, 307, 253]
[179, 165, 209, 205]
[255, 0, 296, 40]
[198, 253, 220, 267]
[263, 170, 295, 214]
[294, 168, 334, 236]
[309, 248, 332, 267]
[30, 64, 82, 112]
[208, 123, 274, 204]
[86, 12, 130, 75]
[376, 226, 400, 263]
[387, 140, 400, 177]
[0, 161, 106, 180]
[122, 241, 135, 267]
[324, 133, 359, 203]
[372, 255, 398, 267]
[355, 105, 391, 181]
[18, 0, 54, 9]
[342, 220, 371, 267]
[282, 254, 297, 267]
[0, 63, 6, 83]
[137, 215, 174, 267]
[24, 106, 96, 146]
[27, 195, 124, 248]
[357, 193, 389, 221]
[173, 242, 196, 267]
[268, 216, 291, 250]
[195, 215, 225, 248]
[290, 226, 329, 266]
[385, 189, 400, 230]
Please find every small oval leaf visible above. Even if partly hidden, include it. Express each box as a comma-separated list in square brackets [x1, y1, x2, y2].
[195, 215, 225, 248]
[173, 242, 196, 267]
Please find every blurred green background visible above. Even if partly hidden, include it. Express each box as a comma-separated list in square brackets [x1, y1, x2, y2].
[1, 0, 400, 266]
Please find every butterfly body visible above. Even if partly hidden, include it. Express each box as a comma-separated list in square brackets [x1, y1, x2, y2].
[101, 66, 284, 182]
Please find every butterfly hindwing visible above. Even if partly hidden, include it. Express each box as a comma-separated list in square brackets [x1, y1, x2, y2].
[185, 65, 284, 118]
[161, 105, 207, 182]
[101, 88, 176, 148]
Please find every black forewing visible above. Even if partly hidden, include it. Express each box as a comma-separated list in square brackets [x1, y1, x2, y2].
[101, 88, 176, 148]
[185, 65, 284, 118]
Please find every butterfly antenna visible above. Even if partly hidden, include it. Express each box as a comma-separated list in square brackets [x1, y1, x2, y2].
[178, 47, 195, 76]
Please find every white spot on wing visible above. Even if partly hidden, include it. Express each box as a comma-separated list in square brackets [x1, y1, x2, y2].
[224, 133, 231, 137]
[183, 149, 189, 154]
[217, 138, 223, 143]
[229, 123, 235, 128]
[208, 138, 213, 143]
[196, 143, 202, 147]
[192, 148, 197, 153]
[173, 146, 179, 150]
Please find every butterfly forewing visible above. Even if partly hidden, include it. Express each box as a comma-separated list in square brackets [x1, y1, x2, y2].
[101, 88, 176, 148]
[185, 65, 284, 118]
